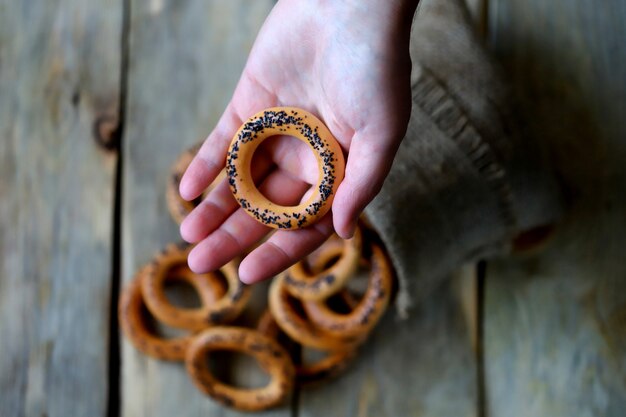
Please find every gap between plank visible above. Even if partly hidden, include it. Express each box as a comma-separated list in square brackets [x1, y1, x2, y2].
[106, 0, 131, 416]
[465, 0, 490, 40]
[477, 0, 489, 41]
[476, 260, 487, 417]
[475, 1, 489, 415]
[290, 344, 302, 417]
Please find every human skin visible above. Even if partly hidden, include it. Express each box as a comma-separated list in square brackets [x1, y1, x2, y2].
[179, 0, 420, 284]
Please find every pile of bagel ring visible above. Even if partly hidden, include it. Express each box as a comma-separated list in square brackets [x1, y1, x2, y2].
[119, 108, 396, 411]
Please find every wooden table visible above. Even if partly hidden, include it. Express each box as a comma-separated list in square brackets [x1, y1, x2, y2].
[1, 0, 624, 416]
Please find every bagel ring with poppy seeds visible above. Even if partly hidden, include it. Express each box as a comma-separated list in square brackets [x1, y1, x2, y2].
[167, 143, 226, 224]
[269, 274, 365, 352]
[261, 247, 362, 384]
[119, 268, 196, 361]
[283, 227, 362, 301]
[257, 245, 361, 339]
[141, 243, 251, 331]
[226, 107, 345, 229]
[259, 251, 360, 339]
[139, 258, 228, 332]
[257, 304, 358, 387]
[185, 327, 295, 411]
[302, 240, 394, 338]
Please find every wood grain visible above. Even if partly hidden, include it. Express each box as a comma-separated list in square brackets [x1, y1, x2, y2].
[298, 268, 478, 417]
[484, 0, 626, 415]
[119, 1, 286, 416]
[0, 1, 122, 416]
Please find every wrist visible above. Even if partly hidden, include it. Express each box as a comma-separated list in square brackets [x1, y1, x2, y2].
[321, 0, 419, 33]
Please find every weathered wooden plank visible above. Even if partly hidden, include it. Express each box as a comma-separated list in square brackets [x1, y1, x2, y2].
[484, 0, 626, 415]
[120, 1, 287, 416]
[298, 267, 478, 417]
[0, 1, 122, 416]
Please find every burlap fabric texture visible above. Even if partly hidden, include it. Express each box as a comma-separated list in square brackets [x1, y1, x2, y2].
[364, 0, 563, 316]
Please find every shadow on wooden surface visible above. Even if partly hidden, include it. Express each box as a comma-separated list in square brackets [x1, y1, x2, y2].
[485, 0, 626, 415]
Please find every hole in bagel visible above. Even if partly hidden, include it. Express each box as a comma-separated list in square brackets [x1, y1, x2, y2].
[318, 255, 341, 271]
[163, 280, 202, 309]
[286, 293, 307, 318]
[301, 253, 342, 277]
[207, 350, 271, 389]
[250, 135, 316, 207]
[301, 347, 333, 367]
[344, 261, 369, 297]
[324, 292, 356, 315]
[139, 304, 189, 339]
[162, 265, 208, 309]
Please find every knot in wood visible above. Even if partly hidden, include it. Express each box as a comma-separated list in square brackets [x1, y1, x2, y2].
[93, 114, 120, 151]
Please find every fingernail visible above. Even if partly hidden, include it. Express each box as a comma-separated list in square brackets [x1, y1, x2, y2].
[342, 220, 357, 239]
[179, 177, 192, 201]
[238, 265, 254, 285]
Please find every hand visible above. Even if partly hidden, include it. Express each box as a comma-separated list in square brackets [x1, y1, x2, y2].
[179, 0, 417, 284]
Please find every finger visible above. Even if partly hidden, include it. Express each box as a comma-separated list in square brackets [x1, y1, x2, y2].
[179, 103, 243, 201]
[187, 168, 310, 273]
[332, 130, 402, 239]
[187, 209, 270, 273]
[179, 70, 279, 201]
[238, 215, 334, 284]
[180, 179, 237, 243]
[180, 151, 275, 243]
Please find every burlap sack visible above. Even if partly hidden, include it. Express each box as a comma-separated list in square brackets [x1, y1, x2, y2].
[365, 0, 563, 316]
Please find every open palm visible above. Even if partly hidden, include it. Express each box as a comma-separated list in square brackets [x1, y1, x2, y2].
[179, 0, 417, 283]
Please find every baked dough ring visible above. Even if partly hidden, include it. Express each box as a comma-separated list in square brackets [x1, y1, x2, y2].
[257, 306, 358, 387]
[118, 268, 195, 361]
[269, 274, 365, 351]
[226, 107, 345, 229]
[261, 245, 361, 383]
[167, 142, 226, 224]
[141, 243, 251, 331]
[185, 327, 295, 411]
[302, 241, 394, 338]
[284, 227, 362, 301]
[140, 261, 227, 331]
[166, 264, 227, 305]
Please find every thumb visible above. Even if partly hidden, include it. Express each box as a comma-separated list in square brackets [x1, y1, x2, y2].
[332, 129, 401, 239]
